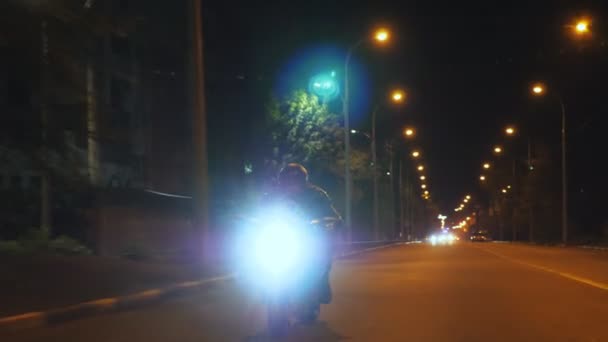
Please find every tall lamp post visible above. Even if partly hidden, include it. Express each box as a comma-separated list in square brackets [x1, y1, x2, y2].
[531, 83, 568, 244]
[343, 28, 391, 241]
[370, 89, 406, 240]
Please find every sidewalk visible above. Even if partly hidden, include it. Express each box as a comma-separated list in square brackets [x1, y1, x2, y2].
[0, 254, 225, 317]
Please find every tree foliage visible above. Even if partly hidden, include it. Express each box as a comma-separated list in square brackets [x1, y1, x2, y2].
[265, 90, 372, 180]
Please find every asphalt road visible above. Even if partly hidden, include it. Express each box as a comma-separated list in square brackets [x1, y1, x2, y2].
[8, 243, 608, 341]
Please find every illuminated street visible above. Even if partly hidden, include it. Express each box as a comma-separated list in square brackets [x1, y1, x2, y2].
[9, 243, 608, 341]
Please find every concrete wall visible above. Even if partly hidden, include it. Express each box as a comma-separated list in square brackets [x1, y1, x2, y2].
[91, 190, 198, 260]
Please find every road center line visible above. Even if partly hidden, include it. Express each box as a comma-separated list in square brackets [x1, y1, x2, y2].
[476, 246, 608, 292]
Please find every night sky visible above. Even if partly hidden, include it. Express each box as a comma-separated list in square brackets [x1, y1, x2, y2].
[203, 0, 608, 217]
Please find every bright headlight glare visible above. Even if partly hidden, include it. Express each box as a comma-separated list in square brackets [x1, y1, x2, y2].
[254, 225, 302, 276]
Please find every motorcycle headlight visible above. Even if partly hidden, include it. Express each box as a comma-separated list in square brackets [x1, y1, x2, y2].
[254, 224, 303, 276]
[234, 204, 314, 288]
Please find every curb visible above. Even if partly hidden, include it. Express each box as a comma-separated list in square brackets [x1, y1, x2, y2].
[0, 241, 411, 333]
[492, 240, 608, 252]
[337, 241, 414, 258]
[577, 245, 608, 252]
[0, 275, 234, 334]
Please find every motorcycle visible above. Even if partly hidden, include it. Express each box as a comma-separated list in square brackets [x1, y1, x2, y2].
[234, 204, 338, 337]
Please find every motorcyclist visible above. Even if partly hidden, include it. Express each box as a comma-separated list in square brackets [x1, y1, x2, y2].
[274, 163, 342, 304]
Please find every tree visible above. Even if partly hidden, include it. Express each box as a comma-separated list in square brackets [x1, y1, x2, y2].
[265, 90, 372, 180]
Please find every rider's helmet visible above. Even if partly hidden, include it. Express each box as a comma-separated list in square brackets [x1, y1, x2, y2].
[278, 163, 309, 187]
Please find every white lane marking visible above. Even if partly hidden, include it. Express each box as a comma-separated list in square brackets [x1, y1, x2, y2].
[477, 246, 608, 292]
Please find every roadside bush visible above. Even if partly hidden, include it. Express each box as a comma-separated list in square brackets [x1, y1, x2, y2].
[0, 229, 91, 255]
[18, 228, 51, 252]
[121, 243, 151, 261]
[48, 235, 92, 255]
[0, 240, 22, 255]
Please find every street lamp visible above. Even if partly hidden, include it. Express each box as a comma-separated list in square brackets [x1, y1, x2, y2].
[391, 89, 405, 103]
[493, 146, 503, 154]
[532, 83, 545, 95]
[343, 27, 393, 242]
[421, 184, 427, 189]
[403, 126, 415, 138]
[466, 195, 471, 200]
[420, 175, 426, 181]
[505, 126, 516, 136]
[480, 175, 486, 181]
[574, 19, 590, 35]
[374, 28, 391, 43]
[531, 82, 568, 244]
[417, 165, 424, 172]
[483, 162, 491, 169]
[412, 150, 421, 158]
[371, 88, 405, 241]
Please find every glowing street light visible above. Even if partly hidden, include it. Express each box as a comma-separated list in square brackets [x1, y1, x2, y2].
[417, 165, 424, 172]
[420, 175, 426, 181]
[532, 83, 545, 95]
[502, 188, 508, 194]
[403, 126, 415, 138]
[391, 89, 405, 103]
[465, 195, 471, 200]
[421, 184, 427, 189]
[483, 163, 491, 169]
[424, 190, 429, 195]
[464, 198, 469, 203]
[411, 150, 420, 158]
[374, 28, 391, 43]
[574, 19, 590, 35]
[505, 126, 516, 136]
[480, 175, 486, 181]
[494, 146, 503, 154]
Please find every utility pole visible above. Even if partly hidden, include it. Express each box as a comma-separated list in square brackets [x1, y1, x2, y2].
[371, 107, 379, 241]
[527, 137, 534, 242]
[560, 99, 568, 245]
[398, 158, 404, 239]
[512, 159, 517, 242]
[40, 19, 51, 234]
[406, 167, 412, 240]
[191, 0, 210, 263]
